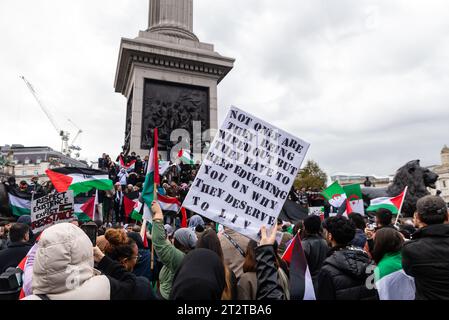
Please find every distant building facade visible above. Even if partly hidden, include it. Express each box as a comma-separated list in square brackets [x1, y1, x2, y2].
[0, 145, 88, 183]
[331, 173, 392, 188]
[429, 146, 449, 203]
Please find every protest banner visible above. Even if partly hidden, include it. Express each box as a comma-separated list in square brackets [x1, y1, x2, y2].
[183, 106, 310, 240]
[31, 190, 75, 233]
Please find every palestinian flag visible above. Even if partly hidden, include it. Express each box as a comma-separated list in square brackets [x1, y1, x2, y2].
[282, 233, 316, 300]
[178, 149, 195, 165]
[119, 155, 136, 170]
[321, 181, 347, 208]
[366, 187, 407, 215]
[74, 193, 98, 222]
[131, 201, 144, 222]
[343, 184, 365, 215]
[124, 191, 140, 219]
[46, 167, 113, 196]
[374, 252, 415, 300]
[141, 128, 159, 222]
[8, 189, 32, 217]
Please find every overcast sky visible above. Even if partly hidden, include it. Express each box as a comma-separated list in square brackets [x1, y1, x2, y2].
[1, 0, 448, 177]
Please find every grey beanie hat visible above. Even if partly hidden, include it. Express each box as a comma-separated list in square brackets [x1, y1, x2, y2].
[174, 228, 197, 249]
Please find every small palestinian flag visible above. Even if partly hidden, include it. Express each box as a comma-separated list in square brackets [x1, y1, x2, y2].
[178, 149, 195, 165]
[119, 155, 136, 170]
[367, 187, 407, 215]
[282, 233, 316, 300]
[321, 181, 347, 208]
[124, 192, 140, 219]
[46, 167, 113, 196]
[74, 193, 98, 222]
[131, 201, 145, 222]
[8, 189, 32, 217]
[343, 184, 365, 215]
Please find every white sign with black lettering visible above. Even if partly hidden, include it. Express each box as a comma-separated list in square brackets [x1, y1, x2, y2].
[183, 106, 310, 240]
[31, 191, 75, 233]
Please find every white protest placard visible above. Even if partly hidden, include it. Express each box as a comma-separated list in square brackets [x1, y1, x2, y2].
[183, 106, 310, 241]
[31, 191, 75, 233]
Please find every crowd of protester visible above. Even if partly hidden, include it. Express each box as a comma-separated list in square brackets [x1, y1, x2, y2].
[1, 152, 449, 301]
[289, 187, 327, 209]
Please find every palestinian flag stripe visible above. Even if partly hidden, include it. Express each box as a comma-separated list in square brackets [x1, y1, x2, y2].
[46, 168, 113, 195]
[367, 188, 407, 215]
[181, 207, 188, 228]
[69, 176, 112, 195]
[366, 201, 399, 214]
[8, 193, 31, 217]
[124, 196, 139, 218]
[283, 233, 316, 300]
[74, 197, 94, 222]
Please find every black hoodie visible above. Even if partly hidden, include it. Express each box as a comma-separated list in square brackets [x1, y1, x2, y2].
[317, 246, 378, 300]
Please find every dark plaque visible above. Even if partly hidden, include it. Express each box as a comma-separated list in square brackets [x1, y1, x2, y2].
[141, 79, 209, 153]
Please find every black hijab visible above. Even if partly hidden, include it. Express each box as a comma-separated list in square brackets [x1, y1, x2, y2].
[170, 248, 225, 300]
[127, 232, 145, 250]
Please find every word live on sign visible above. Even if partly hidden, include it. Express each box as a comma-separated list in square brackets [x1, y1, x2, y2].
[183, 106, 310, 241]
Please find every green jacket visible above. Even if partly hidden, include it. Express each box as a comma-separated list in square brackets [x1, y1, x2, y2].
[152, 220, 185, 299]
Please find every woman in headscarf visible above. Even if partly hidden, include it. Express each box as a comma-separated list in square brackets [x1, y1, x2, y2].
[170, 249, 225, 300]
[189, 215, 205, 238]
[196, 229, 238, 300]
[189, 215, 205, 231]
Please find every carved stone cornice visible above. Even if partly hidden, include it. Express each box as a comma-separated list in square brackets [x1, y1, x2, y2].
[114, 35, 234, 96]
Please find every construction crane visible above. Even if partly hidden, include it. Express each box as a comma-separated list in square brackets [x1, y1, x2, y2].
[67, 119, 83, 158]
[20, 76, 72, 157]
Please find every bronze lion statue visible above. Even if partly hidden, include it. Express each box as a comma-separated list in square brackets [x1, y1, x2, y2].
[362, 160, 438, 217]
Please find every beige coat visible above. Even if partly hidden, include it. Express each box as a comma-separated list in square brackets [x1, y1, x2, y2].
[218, 228, 250, 279]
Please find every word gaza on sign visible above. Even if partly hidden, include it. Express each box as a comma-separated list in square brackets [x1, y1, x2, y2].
[183, 106, 310, 241]
[31, 191, 75, 233]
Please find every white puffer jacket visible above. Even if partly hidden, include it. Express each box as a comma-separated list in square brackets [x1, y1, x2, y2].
[23, 223, 110, 300]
